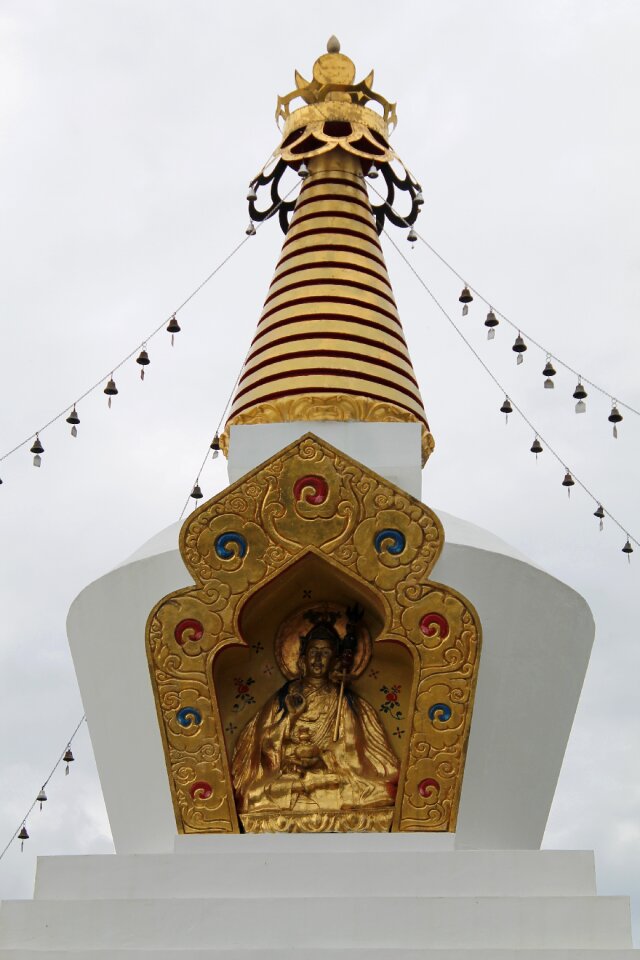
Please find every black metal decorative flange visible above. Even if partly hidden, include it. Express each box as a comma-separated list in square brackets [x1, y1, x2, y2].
[369, 161, 423, 235]
[248, 159, 297, 234]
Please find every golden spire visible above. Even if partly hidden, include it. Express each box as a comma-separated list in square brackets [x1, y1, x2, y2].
[223, 41, 433, 464]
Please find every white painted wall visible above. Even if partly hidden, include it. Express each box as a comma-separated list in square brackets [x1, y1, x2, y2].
[227, 421, 424, 498]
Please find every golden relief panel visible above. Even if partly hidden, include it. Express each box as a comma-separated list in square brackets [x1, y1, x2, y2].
[221, 394, 435, 466]
[146, 434, 480, 833]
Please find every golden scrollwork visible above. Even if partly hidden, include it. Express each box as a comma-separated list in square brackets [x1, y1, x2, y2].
[221, 394, 435, 467]
[146, 433, 480, 834]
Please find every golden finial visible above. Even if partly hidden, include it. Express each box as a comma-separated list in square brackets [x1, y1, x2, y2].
[275, 42, 397, 152]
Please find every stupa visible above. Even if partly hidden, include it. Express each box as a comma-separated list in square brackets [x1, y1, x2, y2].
[0, 38, 636, 958]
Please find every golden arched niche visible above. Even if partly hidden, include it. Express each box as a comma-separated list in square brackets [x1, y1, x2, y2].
[146, 434, 481, 833]
[215, 552, 415, 831]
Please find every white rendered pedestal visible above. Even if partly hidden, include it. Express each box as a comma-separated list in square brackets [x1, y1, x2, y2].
[0, 837, 635, 956]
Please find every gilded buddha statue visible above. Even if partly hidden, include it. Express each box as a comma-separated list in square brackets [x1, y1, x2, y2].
[231, 605, 400, 832]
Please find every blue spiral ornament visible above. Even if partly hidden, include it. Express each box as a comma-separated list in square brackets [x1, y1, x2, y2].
[176, 707, 202, 728]
[374, 528, 406, 555]
[428, 702, 452, 723]
[214, 532, 247, 559]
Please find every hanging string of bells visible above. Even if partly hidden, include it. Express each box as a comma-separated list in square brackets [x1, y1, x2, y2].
[381, 227, 639, 561]
[454, 277, 631, 429]
[366, 178, 639, 425]
[0, 715, 85, 862]
[0, 174, 306, 489]
[188, 433, 222, 504]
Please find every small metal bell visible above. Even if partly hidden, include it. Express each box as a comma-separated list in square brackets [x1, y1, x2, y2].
[37, 787, 47, 811]
[512, 334, 527, 363]
[136, 348, 150, 379]
[30, 436, 44, 467]
[167, 315, 180, 346]
[608, 404, 622, 438]
[573, 381, 587, 400]
[246, 184, 257, 202]
[367, 166, 379, 179]
[415, 189, 424, 206]
[594, 504, 605, 531]
[484, 309, 499, 338]
[191, 482, 203, 500]
[459, 286, 472, 315]
[18, 824, 28, 851]
[66, 406, 80, 436]
[63, 747, 74, 775]
[210, 433, 221, 459]
[104, 377, 117, 408]
[622, 538, 634, 562]
[530, 437, 543, 458]
[246, 220, 256, 236]
[573, 380, 587, 414]
[542, 359, 556, 388]
[298, 161, 310, 179]
[500, 397, 512, 422]
[407, 227, 417, 244]
[562, 470, 575, 496]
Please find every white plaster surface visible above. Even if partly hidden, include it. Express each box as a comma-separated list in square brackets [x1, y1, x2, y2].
[227, 421, 424, 497]
[33, 847, 597, 901]
[65, 426, 595, 854]
[0, 895, 632, 951]
[1, 835, 636, 959]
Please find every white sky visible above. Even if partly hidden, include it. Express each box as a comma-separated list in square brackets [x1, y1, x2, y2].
[1, 0, 639, 940]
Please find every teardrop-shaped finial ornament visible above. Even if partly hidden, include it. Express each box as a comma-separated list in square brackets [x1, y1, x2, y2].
[327, 35, 341, 53]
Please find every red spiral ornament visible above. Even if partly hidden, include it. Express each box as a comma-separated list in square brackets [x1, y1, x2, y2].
[175, 619, 204, 647]
[190, 780, 213, 800]
[418, 777, 440, 799]
[293, 474, 329, 505]
[419, 612, 449, 639]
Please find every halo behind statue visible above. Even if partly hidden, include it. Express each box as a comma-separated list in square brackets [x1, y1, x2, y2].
[275, 602, 372, 680]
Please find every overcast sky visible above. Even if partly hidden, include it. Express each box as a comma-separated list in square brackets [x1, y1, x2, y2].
[1, 0, 639, 939]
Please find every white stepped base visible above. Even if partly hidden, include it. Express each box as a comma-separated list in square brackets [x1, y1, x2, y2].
[34, 849, 597, 900]
[0, 839, 635, 955]
[0, 895, 632, 951]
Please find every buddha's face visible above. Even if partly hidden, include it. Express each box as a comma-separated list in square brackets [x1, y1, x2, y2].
[304, 638, 335, 679]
